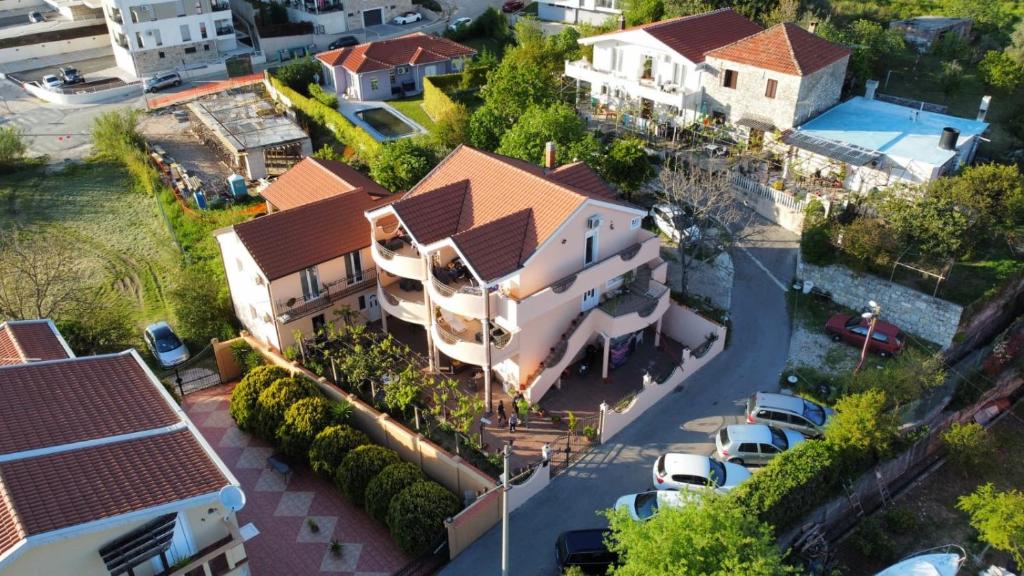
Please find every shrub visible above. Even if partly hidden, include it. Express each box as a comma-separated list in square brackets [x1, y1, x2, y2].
[169, 264, 236, 346]
[255, 377, 320, 439]
[308, 425, 371, 476]
[274, 57, 320, 93]
[883, 506, 919, 535]
[848, 516, 896, 563]
[335, 445, 400, 506]
[838, 218, 898, 269]
[369, 137, 436, 193]
[365, 462, 425, 525]
[387, 481, 461, 555]
[942, 421, 996, 475]
[308, 82, 339, 108]
[229, 365, 289, 431]
[826, 389, 898, 460]
[277, 396, 344, 460]
[0, 125, 26, 170]
[801, 224, 835, 266]
[230, 340, 263, 375]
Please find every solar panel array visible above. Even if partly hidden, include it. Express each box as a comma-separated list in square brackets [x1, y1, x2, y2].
[781, 130, 883, 166]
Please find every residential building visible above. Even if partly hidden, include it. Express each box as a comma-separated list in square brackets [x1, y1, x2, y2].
[565, 9, 763, 125]
[776, 90, 989, 190]
[366, 144, 671, 407]
[889, 16, 972, 52]
[0, 320, 248, 576]
[99, 0, 238, 77]
[259, 0, 415, 35]
[538, 0, 621, 26]
[702, 23, 850, 133]
[216, 157, 393, 352]
[317, 32, 475, 101]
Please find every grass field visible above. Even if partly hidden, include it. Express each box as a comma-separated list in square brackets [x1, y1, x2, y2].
[0, 162, 181, 328]
[389, 97, 438, 132]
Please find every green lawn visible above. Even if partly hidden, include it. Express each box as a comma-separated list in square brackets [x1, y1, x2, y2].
[389, 97, 437, 132]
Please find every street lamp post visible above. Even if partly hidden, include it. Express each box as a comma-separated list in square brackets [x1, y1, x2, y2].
[500, 443, 511, 576]
[854, 300, 881, 374]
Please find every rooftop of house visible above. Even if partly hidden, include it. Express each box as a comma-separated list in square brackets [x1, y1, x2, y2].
[259, 156, 388, 211]
[0, 319, 73, 366]
[186, 91, 308, 152]
[889, 16, 971, 30]
[232, 186, 396, 281]
[580, 8, 763, 64]
[0, 342, 235, 565]
[377, 145, 640, 282]
[705, 22, 850, 76]
[792, 96, 989, 166]
[316, 32, 477, 74]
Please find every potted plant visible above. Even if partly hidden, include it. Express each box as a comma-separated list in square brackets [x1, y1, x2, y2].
[583, 425, 598, 443]
[307, 518, 320, 533]
[551, 414, 562, 426]
[329, 540, 343, 557]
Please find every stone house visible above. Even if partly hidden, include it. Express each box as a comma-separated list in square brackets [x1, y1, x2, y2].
[702, 23, 850, 134]
[316, 33, 475, 101]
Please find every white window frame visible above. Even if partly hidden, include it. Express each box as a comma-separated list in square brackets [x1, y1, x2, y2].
[584, 227, 599, 267]
[299, 266, 320, 300]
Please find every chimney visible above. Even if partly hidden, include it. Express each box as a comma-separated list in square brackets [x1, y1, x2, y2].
[618, 14, 625, 30]
[977, 95, 992, 122]
[864, 79, 879, 100]
[808, 21, 818, 34]
[939, 127, 960, 151]
[544, 141, 557, 170]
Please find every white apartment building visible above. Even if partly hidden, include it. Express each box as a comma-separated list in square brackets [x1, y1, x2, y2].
[98, 0, 238, 77]
[538, 0, 620, 26]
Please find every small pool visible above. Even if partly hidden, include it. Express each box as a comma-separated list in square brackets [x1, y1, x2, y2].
[355, 107, 417, 139]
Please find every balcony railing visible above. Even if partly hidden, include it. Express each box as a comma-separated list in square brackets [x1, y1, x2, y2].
[276, 268, 377, 324]
[211, 2, 231, 10]
[430, 273, 484, 297]
[216, 26, 234, 35]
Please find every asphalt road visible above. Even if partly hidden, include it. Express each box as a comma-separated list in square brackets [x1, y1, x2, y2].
[439, 221, 799, 576]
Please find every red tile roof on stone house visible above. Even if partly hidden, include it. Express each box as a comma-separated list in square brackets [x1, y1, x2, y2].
[380, 146, 644, 282]
[0, 341, 236, 566]
[260, 157, 389, 211]
[585, 8, 763, 64]
[232, 187, 397, 281]
[705, 22, 851, 76]
[0, 319, 73, 366]
[316, 32, 476, 74]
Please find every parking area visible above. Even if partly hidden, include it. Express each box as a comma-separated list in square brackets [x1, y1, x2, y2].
[10, 54, 120, 85]
[362, 13, 442, 42]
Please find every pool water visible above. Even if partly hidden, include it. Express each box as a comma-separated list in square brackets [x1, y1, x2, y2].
[355, 107, 416, 138]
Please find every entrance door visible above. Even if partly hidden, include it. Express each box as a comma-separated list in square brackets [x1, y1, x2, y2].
[362, 7, 382, 26]
[364, 293, 381, 321]
[582, 287, 599, 312]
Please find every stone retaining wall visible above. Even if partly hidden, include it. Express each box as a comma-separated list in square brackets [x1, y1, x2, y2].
[798, 258, 962, 347]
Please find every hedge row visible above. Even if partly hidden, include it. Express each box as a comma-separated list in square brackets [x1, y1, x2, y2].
[266, 75, 382, 161]
[422, 76, 460, 122]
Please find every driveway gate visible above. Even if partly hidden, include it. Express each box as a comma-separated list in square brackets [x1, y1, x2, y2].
[162, 344, 222, 396]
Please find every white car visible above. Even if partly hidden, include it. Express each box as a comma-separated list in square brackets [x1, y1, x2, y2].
[652, 453, 750, 493]
[615, 490, 697, 521]
[392, 11, 422, 24]
[41, 75, 62, 90]
[448, 16, 472, 31]
[651, 203, 700, 243]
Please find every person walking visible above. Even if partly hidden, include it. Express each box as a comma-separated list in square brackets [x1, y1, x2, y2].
[497, 400, 507, 427]
[508, 412, 519, 433]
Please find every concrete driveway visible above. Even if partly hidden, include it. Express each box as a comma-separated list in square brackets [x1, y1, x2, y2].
[439, 221, 799, 576]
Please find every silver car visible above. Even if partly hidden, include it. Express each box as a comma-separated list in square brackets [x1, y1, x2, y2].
[715, 424, 805, 466]
[144, 321, 190, 368]
[746, 391, 833, 438]
[143, 72, 182, 93]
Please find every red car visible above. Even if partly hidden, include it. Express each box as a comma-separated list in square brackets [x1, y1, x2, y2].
[825, 313, 905, 357]
[502, 0, 524, 11]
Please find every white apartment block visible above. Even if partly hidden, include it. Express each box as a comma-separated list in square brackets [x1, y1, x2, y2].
[538, 0, 620, 26]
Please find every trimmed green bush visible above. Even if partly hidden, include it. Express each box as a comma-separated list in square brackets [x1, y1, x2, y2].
[365, 462, 425, 525]
[229, 340, 263, 375]
[276, 396, 345, 460]
[254, 376, 320, 439]
[423, 75, 461, 122]
[229, 365, 289, 431]
[387, 481, 461, 555]
[800, 224, 835, 266]
[335, 445, 400, 506]
[308, 82, 339, 108]
[309, 425, 371, 477]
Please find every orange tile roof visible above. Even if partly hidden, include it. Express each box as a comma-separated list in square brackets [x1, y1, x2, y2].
[0, 320, 72, 366]
[234, 188, 396, 280]
[260, 157, 388, 211]
[705, 22, 850, 76]
[589, 9, 762, 63]
[316, 33, 476, 74]
[388, 146, 641, 281]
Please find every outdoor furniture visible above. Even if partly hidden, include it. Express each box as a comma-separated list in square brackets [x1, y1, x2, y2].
[386, 237, 404, 251]
[267, 455, 291, 477]
[399, 278, 421, 292]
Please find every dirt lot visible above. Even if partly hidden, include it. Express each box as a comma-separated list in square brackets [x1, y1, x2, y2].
[138, 109, 235, 196]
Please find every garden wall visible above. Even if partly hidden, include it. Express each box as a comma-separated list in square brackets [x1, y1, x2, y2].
[731, 174, 809, 234]
[798, 257, 963, 347]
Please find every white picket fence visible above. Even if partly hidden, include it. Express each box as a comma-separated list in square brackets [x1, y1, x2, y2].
[731, 174, 808, 211]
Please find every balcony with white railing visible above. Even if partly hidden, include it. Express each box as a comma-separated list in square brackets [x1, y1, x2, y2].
[275, 269, 377, 324]
[379, 280, 428, 326]
[564, 59, 688, 108]
[428, 263, 497, 320]
[372, 236, 425, 281]
[432, 312, 516, 366]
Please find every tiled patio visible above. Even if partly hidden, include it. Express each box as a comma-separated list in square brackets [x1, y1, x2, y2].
[183, 384, 410, 576]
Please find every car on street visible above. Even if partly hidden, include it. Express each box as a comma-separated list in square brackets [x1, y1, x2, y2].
[746, 391, 833, 437]
[144, 321, 191, 368]
[392, 11, 422, 24]
[714, 424, 805, 465]
[28, 11, 44, 22]
[555, 529, 617, 574]
[40, 74, 62, 90]
[652, 453, 750, 492]
[651, 203, 700, 243]
[144, 72, 182, 93]
[59, 66, 84, 84]
[825, 313, 905, 357]
[328, 35, 358, 49]
[448, 16, 472, 31]
[502, 0, 525, 11]
[615, 489, 697, 521]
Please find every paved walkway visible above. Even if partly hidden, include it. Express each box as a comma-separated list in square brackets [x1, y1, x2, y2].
[183, 383, 409, 576]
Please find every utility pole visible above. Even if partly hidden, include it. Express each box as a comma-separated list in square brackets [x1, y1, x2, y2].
[501, 443, 511, 576]
[854, 300, 881, 374]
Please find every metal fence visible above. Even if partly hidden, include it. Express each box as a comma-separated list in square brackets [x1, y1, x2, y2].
[163, 343, 222, 396]
[548, 412, 601, 477]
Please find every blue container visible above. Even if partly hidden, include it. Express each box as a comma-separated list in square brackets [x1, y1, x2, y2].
[195, 191, 208, 210]
[227, 174, 247, 199]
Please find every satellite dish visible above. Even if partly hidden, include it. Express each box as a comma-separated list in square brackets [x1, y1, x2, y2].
[219, 485, 247, 513]
[869, 300, 878, 308]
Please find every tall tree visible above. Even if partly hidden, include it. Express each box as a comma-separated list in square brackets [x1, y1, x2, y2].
[600, 137, 654, 199]
[496, 103, 600, 165]
[369, 137, 436, 192]
[0, 228, 98, 321]
[622, 0, 664, 26]
[979, 50, 1024, 93]
[958, 483, 1024, 566]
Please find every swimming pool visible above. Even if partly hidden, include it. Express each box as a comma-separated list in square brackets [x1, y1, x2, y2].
[355, 107, 417, 139]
